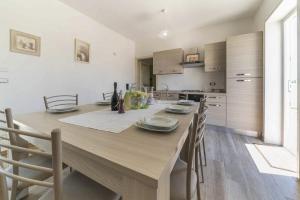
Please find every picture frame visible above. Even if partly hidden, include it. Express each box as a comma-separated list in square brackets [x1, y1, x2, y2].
[185, 53, 200, 63]
[75, 38, 90, 63]
[10, 29, 41, 56]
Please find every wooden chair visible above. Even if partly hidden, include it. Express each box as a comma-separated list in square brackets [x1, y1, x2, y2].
[0, 110, 9, 157]
[197, 98, 208, 183]
[43, 94, 78, 110]
[0, 110, 9, 140]
[4, 108, 53, 200]
[102, 91, 122, 101]
[0, 127, 121, 200]
[170, 112, 206, 200]
[102, 92, 113, 101]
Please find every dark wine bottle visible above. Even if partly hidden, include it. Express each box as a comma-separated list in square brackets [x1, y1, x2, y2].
[111, 82, 119, 111]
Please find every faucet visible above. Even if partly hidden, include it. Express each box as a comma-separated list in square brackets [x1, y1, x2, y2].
[161, 83, 169, 100]
[161, 83, 169, 91]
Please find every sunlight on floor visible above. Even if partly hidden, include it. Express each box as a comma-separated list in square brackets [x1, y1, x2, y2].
[246, 144, 298, 177]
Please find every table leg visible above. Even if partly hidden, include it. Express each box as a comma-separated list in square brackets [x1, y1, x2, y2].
[122, 172, 170, 200]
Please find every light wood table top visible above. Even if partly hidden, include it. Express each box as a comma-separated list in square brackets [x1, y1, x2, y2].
[15, 104, 197, 195]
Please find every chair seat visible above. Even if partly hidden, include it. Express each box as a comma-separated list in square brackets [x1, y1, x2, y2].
[40, 171, 120, 200]
[6, 155, 52, 191]
[171, 159, 197, 200]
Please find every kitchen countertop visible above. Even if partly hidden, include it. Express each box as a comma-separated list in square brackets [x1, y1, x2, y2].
[154, 90, 226, 95]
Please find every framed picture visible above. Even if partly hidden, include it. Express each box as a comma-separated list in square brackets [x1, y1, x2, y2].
[186, 53, 200, 63]
[10, 29, 41, 56]
[75, 39, 90, 63]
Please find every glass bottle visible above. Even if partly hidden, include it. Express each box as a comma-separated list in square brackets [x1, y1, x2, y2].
[111, 82, 119, 111]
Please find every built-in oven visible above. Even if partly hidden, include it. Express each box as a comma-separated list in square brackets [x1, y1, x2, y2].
[187, 94, 204, 102]
[179, 92, 205, 102]
[179, 93, 188, 100]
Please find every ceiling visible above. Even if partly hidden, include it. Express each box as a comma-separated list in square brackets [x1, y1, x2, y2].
[59, 0, 263, 41]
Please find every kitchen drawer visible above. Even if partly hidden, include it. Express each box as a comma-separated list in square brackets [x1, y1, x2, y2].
[206, 102, 226, 126]
[205, 94, 226, 103]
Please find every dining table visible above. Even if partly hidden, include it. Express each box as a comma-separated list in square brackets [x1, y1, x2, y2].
[14, 103, 197, 200]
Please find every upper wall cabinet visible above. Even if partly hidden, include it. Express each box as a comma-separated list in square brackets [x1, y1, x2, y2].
[204, 41, 226, 72]
[226, 32, 263, 78]
[153, 48, 184, 75]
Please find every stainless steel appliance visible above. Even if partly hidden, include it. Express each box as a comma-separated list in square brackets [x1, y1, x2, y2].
[179, 90, 205, 102]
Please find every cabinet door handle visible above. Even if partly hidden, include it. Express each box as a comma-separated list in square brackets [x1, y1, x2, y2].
[0, 78, 8, 84]
[208, 104, 221, 107]
[208, 96, 217, 99]
[236, 73, 251, 76]
[236, 79, 251, 82]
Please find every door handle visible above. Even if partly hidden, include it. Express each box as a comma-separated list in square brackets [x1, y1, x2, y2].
[288, 80, 297, 92]
[236, 79, 251, 82]
[208, 104, 221, 107]
[0, 78, 8, 84]
[236, 73, 251, 76]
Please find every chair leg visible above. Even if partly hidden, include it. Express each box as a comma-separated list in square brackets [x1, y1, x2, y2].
[198, 146, 204, 183]
[194, 147, 201, 200]
[202, 137, 207, 166]
[10, 180, 18, 200]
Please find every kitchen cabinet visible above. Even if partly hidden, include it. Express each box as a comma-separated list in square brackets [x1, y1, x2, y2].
[204, 42, 226, 72]
[153, 48, 184, 75]
[226, 78, 263, 132]
[227, 32, 263, 78]
[205, 93, 226, 126]
[226, 32, 263, 134]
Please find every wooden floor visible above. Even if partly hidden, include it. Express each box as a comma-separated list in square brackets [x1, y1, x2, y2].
[200, 125, 300, 200]
[24, 125, 300, 200]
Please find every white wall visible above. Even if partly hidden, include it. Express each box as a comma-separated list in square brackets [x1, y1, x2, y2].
[253, 0, 283, 30]
[297, 0, 300, 177]
[136, 17, 254, 90]
[0, 0, 135, 114]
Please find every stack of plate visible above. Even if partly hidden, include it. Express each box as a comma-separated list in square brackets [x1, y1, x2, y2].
[47, 105, 79, 114]
[135, 116, 179, 133]
[177, 100, 195, 106]
[95, 99, 111, 106]
[165, 105, 192, 114]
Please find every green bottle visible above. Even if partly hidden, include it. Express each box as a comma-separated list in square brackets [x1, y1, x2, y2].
[124, 84, 131, 111]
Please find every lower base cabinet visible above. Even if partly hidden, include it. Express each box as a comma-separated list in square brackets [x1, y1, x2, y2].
[226, 78, 263, 133]
[205, 94, 227, 127]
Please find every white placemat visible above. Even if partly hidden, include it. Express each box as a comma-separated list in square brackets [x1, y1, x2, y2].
[59, 103, 169, 133]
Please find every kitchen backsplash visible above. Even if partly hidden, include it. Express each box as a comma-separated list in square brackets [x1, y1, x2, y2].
[156, 67, 225, 91]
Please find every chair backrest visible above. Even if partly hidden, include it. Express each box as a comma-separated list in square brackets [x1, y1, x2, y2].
[5, 109, 31, 162]
[0, 110, 5, 123]
[198, 97, 207, 114]
[102, 91, 122, 101]
[0, 110, 9, 159]
[102, 92, 113, 101]
[0, 124, 62, 200]
[43, 94, 78, 110]
[0, 110, 8, 135]
[186, 111, 206, 199]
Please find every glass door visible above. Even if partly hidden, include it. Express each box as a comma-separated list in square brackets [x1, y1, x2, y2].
[283, 12, 297, 156]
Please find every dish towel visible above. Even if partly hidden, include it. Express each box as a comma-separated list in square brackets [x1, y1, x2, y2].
[59, 103, 168, 133]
